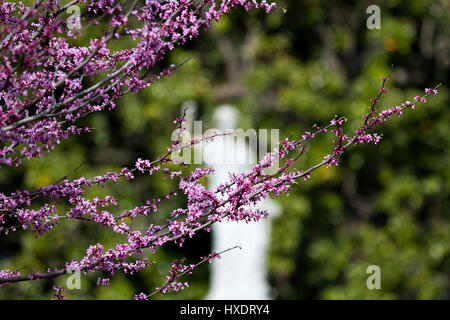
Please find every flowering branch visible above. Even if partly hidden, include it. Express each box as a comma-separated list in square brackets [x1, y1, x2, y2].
[135, 246, 241, 300]
[0, 1, 443, 299]
[0, 72, 441, 290]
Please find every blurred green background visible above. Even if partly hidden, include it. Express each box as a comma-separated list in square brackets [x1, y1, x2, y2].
[0, 0, 449, 299]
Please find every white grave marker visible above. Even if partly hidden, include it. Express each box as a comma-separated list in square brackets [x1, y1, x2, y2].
[205, 105, 281, 300]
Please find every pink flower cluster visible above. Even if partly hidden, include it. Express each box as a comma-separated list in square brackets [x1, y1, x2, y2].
[0, 0, 276, 167]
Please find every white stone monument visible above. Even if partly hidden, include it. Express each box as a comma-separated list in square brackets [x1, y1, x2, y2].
[204, 105, 281, 300]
